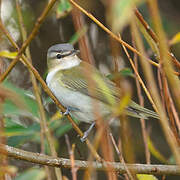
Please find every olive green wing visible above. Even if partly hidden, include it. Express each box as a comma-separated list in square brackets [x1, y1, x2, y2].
[55, 62, 120, 106]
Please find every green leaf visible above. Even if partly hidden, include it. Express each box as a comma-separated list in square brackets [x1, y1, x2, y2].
[106, 68, 134, 80]
[3, 81, 39, 119]
[119, 68, 134, 77]
[56, 0, 72, 18]
[5, 117, 40, 146]
[111, 0, 145, 32]
[55, 122, 73, 137]
[8, 135, 35, 147]
[14, 168, 45, 180]
[7, 123, 40, 147]
[50, 116, 79, 138]
[5, 119, 40, 137]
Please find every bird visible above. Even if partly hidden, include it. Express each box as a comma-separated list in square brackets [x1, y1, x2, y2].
[46, 43, 158, 139]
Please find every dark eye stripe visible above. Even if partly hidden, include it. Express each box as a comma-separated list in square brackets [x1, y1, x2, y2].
[57, 50, 76, 58]
[49, 50, 76, 60]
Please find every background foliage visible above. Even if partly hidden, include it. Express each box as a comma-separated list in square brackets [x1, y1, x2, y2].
[0, 0, 180, 179]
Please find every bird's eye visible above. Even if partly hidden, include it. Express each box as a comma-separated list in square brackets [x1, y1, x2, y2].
[56, 53, 62, 59]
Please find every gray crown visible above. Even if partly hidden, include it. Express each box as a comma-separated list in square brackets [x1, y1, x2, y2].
[48, 43, 74, 54]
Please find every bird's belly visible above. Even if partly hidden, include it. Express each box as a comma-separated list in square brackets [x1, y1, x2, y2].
[48, 81, 110, 123]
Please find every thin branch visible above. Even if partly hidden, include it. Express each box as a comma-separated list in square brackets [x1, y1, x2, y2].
[15, 1, 62, 179]
[65, 135, 77, 180]
[0, 144, 180, 175]
[134, 8, 180, 71]
[71, 5, 94, 65]
[147, 0, 180, 115]
[131, 32, 151, 164]
[134, 53, 151, 164]
[69, 0, 159, 68]
[110, 133, 133, 180]
[159, 68, 180, 145]
[119, 33, 158, 113]
[0, 0, 58, 82]
[131, 18, 180, 165]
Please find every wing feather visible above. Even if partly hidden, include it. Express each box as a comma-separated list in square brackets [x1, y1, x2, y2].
[54, 61, 120, 105]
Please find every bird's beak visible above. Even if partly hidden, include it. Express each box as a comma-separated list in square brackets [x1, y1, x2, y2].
[72, 49, 80, 55]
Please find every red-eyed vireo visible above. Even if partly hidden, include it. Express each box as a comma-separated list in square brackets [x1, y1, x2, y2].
[46, 44, 158, 127]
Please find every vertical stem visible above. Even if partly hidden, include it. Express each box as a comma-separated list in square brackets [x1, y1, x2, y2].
[71, 3, 94, 64]
[131, 19, 180, 165]
[15, 0, 62, 179]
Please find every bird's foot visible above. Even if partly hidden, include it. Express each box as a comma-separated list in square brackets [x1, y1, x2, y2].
[63, 106, 80, 116]
[80, 122, 95, 142]
[63, 107, 71, 116]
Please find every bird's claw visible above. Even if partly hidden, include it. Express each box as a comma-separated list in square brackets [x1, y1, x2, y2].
[63, 106, 80, 116]
[63, 107, 71, 116]
[80, 122, 95, 142]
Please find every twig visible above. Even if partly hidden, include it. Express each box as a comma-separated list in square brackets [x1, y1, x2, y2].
[148, 0, 180, 159]
[1, 144, 180, 175]
[148, 0, 180, 114]
[71, 5, 94, 65]
[15, 0, 44, 156]
[119, 33, 158, 114]
[135, 8, 180, 71]
[69, 0, 159, 68]
[134, 52, 151, 164]
[131, 32, 151, 164]
[110, 133, 133, 180]
[65, 135, 77, 180]
[15, 1, 62, 179]
[159, 69, 180, 145]
[131, 18, 180, 164]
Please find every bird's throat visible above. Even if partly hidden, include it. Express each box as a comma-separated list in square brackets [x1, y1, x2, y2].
[46, 56, 81, 85]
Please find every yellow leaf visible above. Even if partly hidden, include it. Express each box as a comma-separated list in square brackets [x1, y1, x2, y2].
[0, 51, 17, 59]
[137, 174, 158, 180]
[50, 111, 63, 121]
[113, 93, 131, 116]
[170, 32, 180, 45]
[148, 137, 167, 164]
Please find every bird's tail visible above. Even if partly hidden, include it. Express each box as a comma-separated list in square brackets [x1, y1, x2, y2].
[127, 101, 159, 119]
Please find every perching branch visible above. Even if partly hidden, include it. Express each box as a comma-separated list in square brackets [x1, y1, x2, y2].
[0, 144, 180, 175]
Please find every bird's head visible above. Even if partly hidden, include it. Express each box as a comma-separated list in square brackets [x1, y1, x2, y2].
[47, 43, 80, 71]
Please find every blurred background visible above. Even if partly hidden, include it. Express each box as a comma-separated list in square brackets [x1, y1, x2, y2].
[0, 0, 180, 179]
